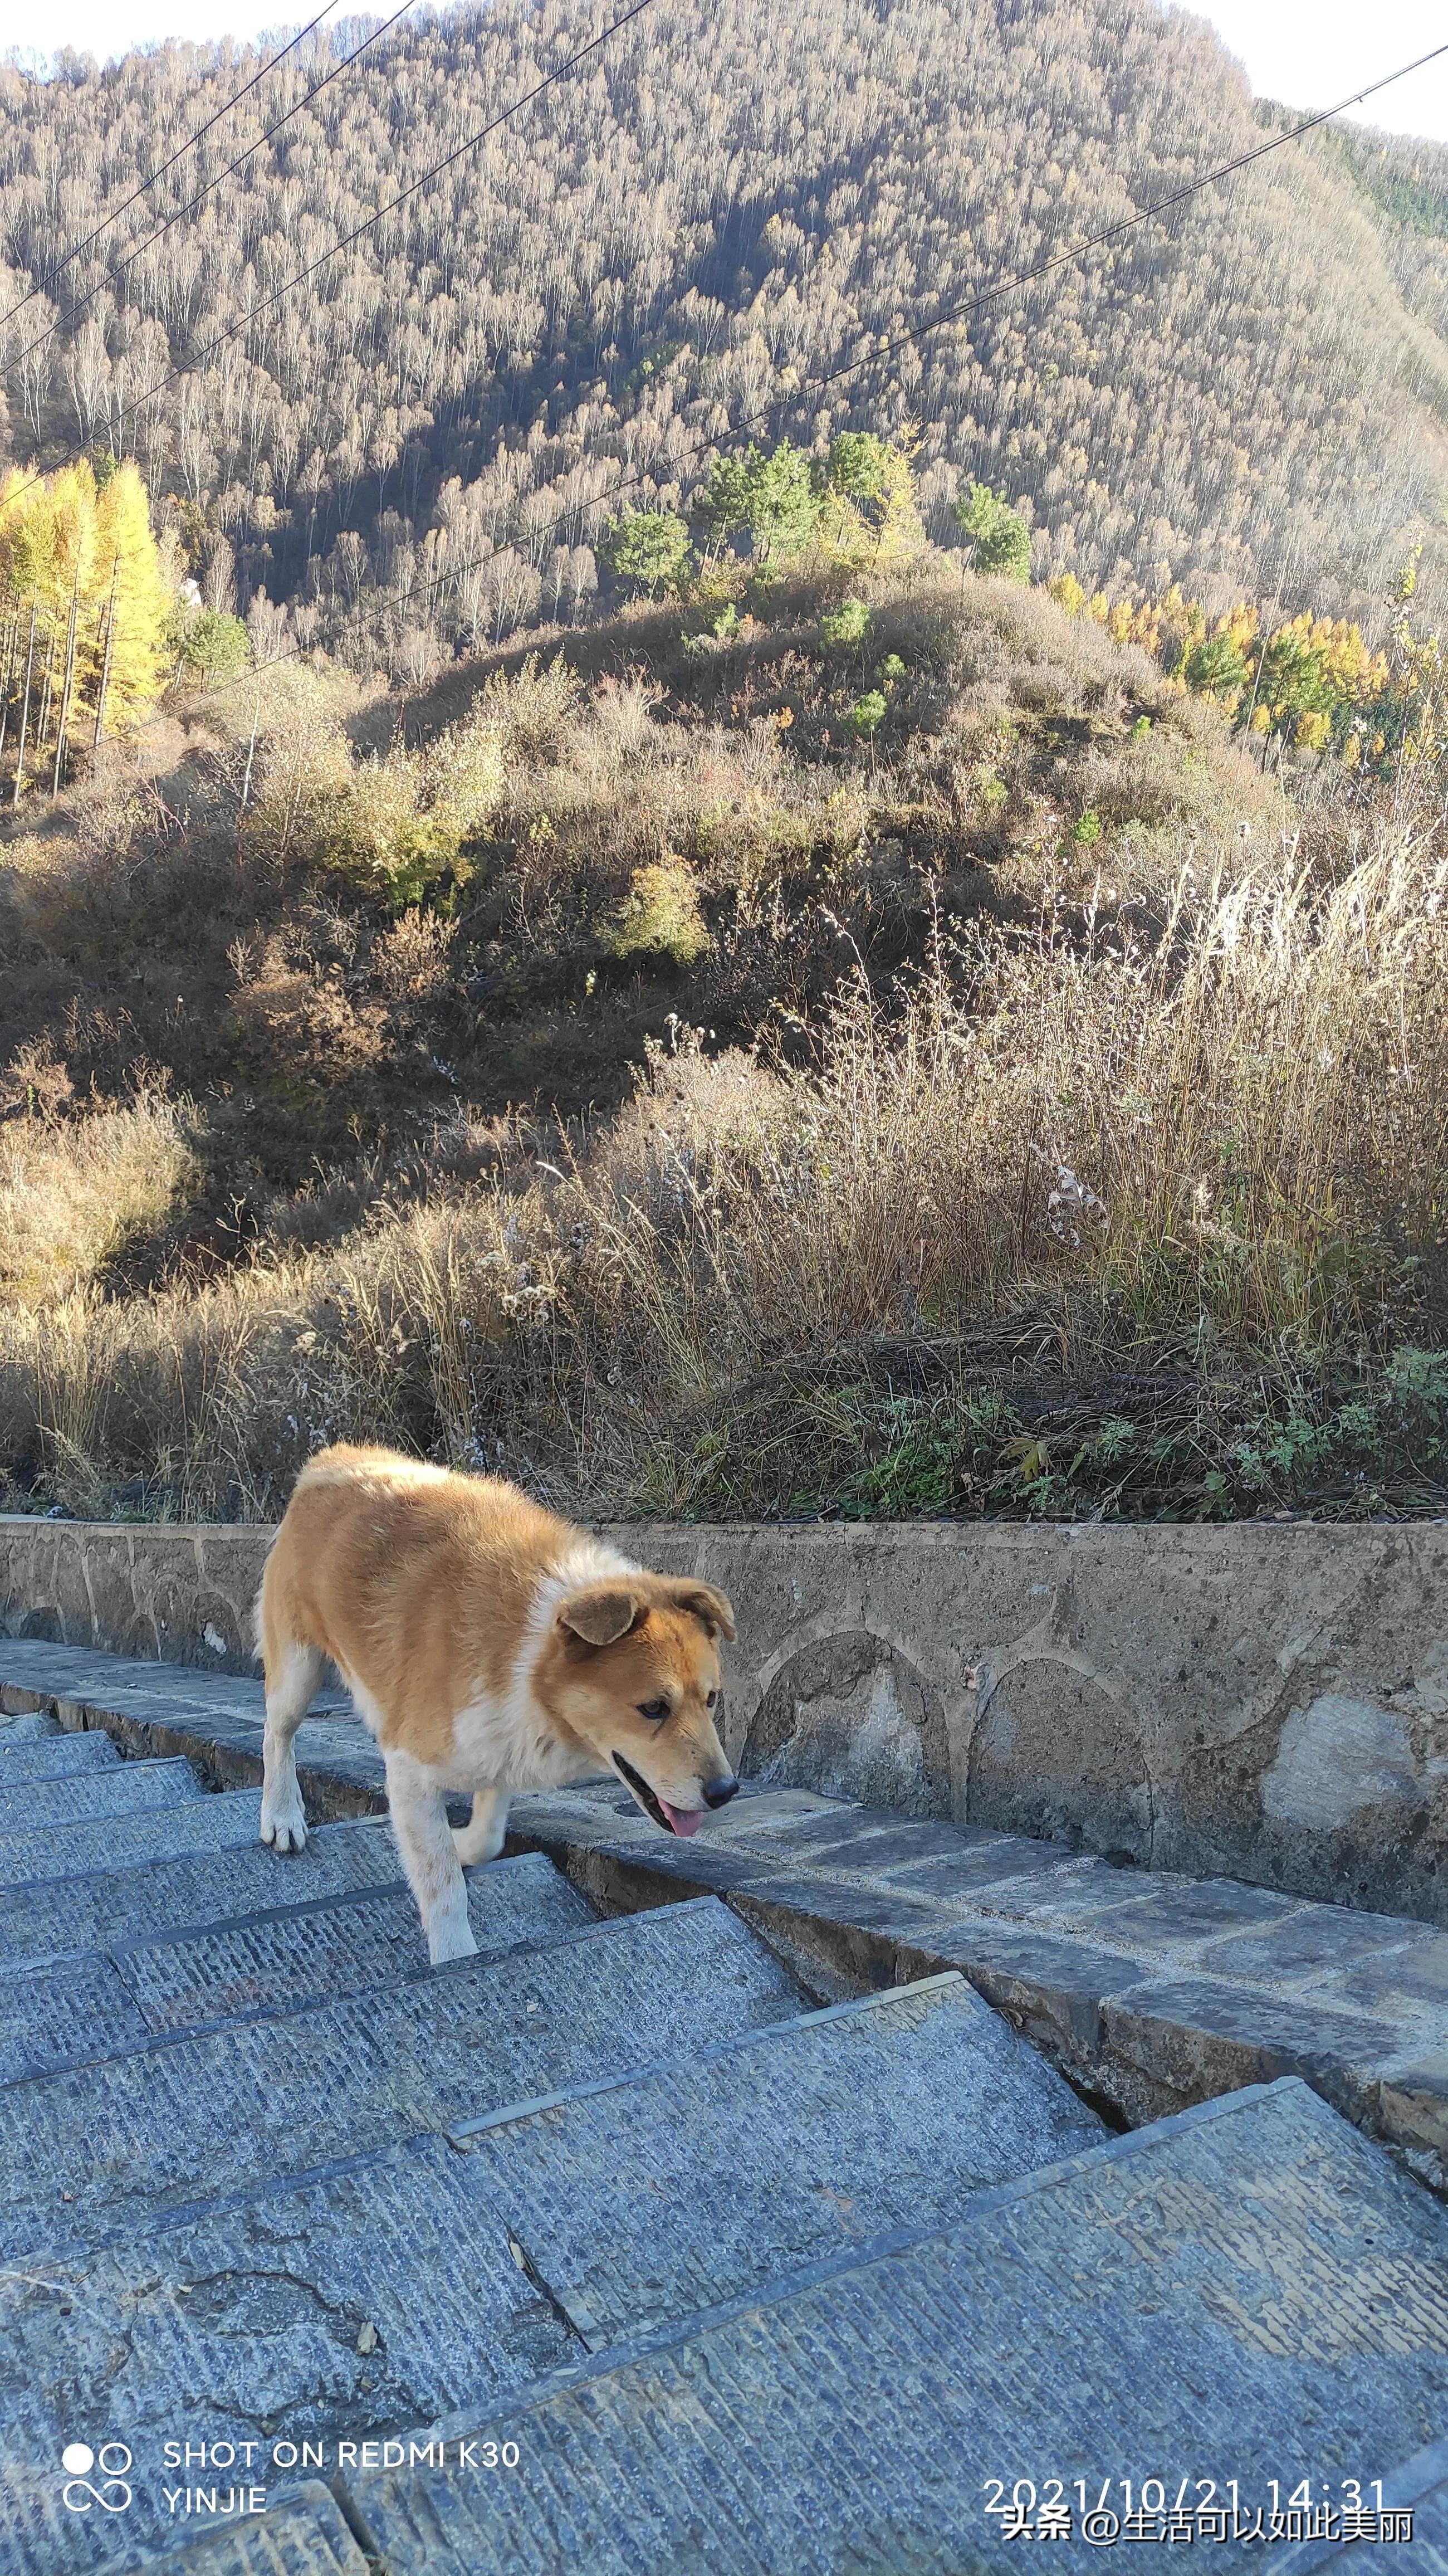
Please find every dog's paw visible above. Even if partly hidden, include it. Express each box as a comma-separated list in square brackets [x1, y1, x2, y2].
[451, 1821, 507, 1867]
[260, 1798, 309, 1853]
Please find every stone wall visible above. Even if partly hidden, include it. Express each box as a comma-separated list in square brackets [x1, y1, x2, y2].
[2, 1511, 1444, 1923]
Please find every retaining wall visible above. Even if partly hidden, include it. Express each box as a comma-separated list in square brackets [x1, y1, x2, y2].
[2, 1511, 1444, 1923]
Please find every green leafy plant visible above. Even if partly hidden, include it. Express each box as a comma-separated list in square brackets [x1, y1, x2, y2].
[952, 480, 1032, 581]
[821, 597, 871, 647]
[601, 856, 710, 966]
[847, 689, 888, 739]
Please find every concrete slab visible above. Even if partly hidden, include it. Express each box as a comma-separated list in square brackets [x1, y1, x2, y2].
[1276, 2434, 1448, 2570]
[0, 1954, 153, 2083]
[0, 1977, 1099, 2575]
[0, 1787, 263, 1890]
[0, 1728, 120, 1785]
[348, 2081, 1448, 2576]
[111, 1853, 594, 2037]
[0, 1899, 800, 2255]
[0, 1857, 594, 2079]
[0, 1816, 403, 1969]
[0, 1753, 203, 1832]
[144, 2485, 369, 2576]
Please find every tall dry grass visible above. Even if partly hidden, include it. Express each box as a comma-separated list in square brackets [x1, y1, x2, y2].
[0, 1092, 197, 1313]
[2, 821, 1445, 1519]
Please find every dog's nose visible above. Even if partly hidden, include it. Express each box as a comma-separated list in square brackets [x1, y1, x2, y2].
[702, 1774, 739, 1809]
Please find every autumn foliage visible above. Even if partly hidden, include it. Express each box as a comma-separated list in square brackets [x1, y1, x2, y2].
[0, 457, 172, 788]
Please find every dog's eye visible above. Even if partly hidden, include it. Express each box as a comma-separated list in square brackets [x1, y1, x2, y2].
[638, 1697, 670, 1723]
[706, 1690, 718, 1709]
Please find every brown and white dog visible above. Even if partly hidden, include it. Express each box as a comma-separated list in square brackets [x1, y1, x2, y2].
[255, 1444, 738, 1962]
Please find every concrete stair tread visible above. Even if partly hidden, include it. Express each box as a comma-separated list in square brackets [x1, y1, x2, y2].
[0, 1636, 375, 1801]
[4, 1635, 1446, 2168]
[0, 1725, 120, 1784]
[0, 1854, 595, 2080]
[0, 1897, 800, 2256]
[509, 1785, 1448, 2169]
[0, 1787, 263, 1892]
[1276, 2433, 1448, 2570]
[0, 1974, 1100, 2574]
[144, 2485, 368, 2576]
[0, 1815, 403, 1971]
[0, 1752, 204, 1832]
[110, 1850, 595, 2033]
[345, 2077, 1448, 2575]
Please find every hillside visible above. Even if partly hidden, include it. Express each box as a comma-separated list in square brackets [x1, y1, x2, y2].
[2, 0, 1447, 662]
[2, 545, 1447, 1530]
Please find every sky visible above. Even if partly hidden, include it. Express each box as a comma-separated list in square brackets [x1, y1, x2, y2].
[7, 0, 1448, 147]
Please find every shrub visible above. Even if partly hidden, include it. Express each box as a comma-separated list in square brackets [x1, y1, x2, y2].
[248, 702, 503, 906]
[847, 690, 888, 738]
[598, 509, 692, 598]
[953, 481, 1033, 582]
[821, 597, 871, 647]
[174, 607, 251, 681]
[601, 856, 710, 965]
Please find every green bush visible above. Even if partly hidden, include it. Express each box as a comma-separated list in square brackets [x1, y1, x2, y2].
[174, 606, 251, 680]
[599, 509, 692, 597]
[602, 856, 710, 965]
[952, 481, 1032, 582]
[847, 690, 888, 738]
[821, 597, 871, 646]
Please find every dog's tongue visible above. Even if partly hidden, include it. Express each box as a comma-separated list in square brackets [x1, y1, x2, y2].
[661, 1799, 705, 1838]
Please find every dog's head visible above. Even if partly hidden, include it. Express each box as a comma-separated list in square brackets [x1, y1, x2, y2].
[539, 1574, 738, 1837]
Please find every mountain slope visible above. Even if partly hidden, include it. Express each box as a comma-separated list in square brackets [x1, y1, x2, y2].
[1, 0, 1446, 651]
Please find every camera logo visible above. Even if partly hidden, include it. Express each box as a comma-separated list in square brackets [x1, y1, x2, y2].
[61, 2443, 133, 2514]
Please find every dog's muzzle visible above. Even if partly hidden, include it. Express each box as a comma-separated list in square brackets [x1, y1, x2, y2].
[612, 1752, 737, 1837]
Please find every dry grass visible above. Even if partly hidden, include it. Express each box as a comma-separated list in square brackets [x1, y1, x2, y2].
[0, 1091, 198, 1312]
[3, 815, 1446, 1521]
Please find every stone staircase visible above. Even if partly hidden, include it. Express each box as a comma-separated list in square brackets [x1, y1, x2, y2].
[0, 1658, 1446, 2571]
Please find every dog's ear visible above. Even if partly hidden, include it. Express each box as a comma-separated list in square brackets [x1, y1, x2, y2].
[667, 1579, 736, 1643]
[556, 1584, 642, 1648]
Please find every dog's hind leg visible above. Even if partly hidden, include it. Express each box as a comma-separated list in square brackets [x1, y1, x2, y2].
[386, 1747, 478, 1965]
[260, 1638, 322, 1854]
[452, 1786, 511, 1867]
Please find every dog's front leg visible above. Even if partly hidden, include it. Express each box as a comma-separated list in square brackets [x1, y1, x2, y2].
[452, 1785, 511, 1867]
[385, 1748, 478, 1965]
[260, 1641, 322, 1853]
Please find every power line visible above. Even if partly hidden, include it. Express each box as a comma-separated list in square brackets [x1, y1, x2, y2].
[9, 1, 420, 378]
[0, 0, 664, 526]
[0, 4, 342, 334]
[200, 32, 1448, 702]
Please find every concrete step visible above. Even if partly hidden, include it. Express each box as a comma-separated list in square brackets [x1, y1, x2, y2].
[513, 1783, 1448, 2179]
[345, 2077, 1448, 2576]
[0, 1785, 262, 1891]
[0, 1896, 800, 2256]
[0, 1814, 403, 1970]
[1276, 2434, 1448, 2570]
[111, 1850, 595, 2037]
[6, 1639, 1445, 2177]
[0, 1974, 1100, 2574]
[0, 1751, 203, 1833]
[145, 2488, 369, 2576]
[0, 1854, 595, 2081]
[0, 1952, 154, 2081]
[0, 1635, 379, 1817]
[0, 1726, 120, 1785]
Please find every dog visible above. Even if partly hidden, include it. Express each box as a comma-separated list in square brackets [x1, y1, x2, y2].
[255, 1443, 738, 1962]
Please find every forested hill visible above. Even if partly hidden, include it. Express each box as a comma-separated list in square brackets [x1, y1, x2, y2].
[2, 0, 1446, 655]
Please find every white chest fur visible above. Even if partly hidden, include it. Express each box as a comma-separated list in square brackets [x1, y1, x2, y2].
[434, 1534, 635, 1794]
